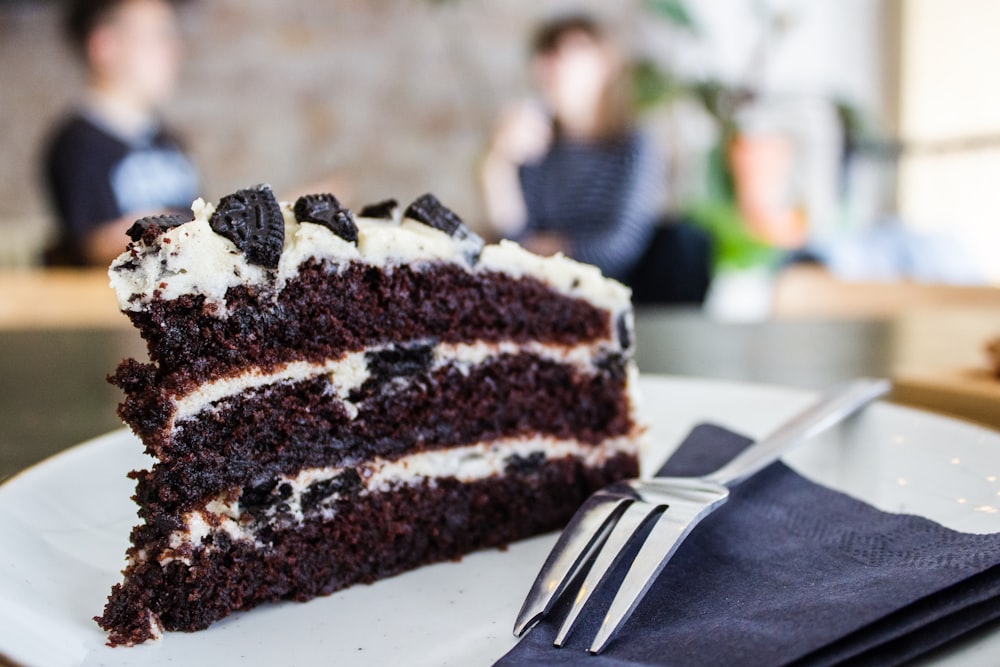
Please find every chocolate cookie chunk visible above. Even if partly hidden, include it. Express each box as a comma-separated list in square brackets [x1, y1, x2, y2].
[126, 214, 189, 244]
[404, 194, 482, 245]
[358, 199, 398, 220]
[364, 341, 436, 380]
[293, 193, 358, 244]
[209, 185, 285, 268]
[301, 470, 363, 512]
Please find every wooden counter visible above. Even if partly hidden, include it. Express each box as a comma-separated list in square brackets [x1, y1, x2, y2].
[773, 265, 1000, 317]
[888, 308, 1000, 430]
[0, 268, 126, 329]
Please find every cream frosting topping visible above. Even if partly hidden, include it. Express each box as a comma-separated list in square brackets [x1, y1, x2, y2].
[108, 196, 632, 315]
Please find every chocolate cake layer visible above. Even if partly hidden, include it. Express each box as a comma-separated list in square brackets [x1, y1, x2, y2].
[123, 349, 628, 458]
[126, 353, 630, 531]
[98, 453, 640, 647]
[122, 260, 615, 385]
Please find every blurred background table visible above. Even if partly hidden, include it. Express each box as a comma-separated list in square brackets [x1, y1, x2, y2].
[1, 269, 998, 484]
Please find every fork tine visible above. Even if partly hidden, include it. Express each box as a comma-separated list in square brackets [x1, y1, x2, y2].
[513, 494, 633, 637]
[588, 483, 730, 654]
[552, 501, 666, 647]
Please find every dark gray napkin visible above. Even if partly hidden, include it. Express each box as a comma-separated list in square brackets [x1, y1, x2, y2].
[496, 424, 1000, 666]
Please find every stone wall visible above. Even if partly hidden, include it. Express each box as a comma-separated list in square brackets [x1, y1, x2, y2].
[0, 0, 647, 261]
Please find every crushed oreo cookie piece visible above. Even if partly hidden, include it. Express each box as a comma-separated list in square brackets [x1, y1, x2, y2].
[301, 470, 363, 512]
[126, 214, 188, 243]
[505, 451, 547, 474]
[594, 350, 627, 382]
[365, 342, 435, 380]
[616, 312, 632, 351]
[209, 185, 285, 268]
[358, 199, 398, 220]
[293, 193, 358, 244]
[206, 530, 232, 550]
[350, 341, 437, 401]
[239, 479, 279, 514]
[404, 194, 483, 244]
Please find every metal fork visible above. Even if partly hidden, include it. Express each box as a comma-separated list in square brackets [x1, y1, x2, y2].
[513, 377, 891, 654]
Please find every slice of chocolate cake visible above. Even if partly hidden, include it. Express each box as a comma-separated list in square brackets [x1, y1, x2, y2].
[97, 185, 643, 646]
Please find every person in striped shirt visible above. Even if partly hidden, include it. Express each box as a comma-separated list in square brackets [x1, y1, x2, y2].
[481, 14, 665, 282]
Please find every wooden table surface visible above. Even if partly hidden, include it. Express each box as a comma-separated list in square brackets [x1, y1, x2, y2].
[0, 268, 123, 330]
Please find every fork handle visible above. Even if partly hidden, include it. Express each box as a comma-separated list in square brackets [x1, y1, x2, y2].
[703, 377, 891, 488]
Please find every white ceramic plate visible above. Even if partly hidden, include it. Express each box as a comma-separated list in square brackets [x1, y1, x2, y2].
[2, 376, 1000, 666]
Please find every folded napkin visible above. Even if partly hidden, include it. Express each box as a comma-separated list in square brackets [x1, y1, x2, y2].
[497, 424, 1000, 666]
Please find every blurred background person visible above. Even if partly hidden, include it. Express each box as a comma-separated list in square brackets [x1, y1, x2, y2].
[480, 14, 665, 283]
[41, 0, 197, 266]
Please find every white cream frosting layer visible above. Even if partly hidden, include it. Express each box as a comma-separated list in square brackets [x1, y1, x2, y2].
[172, 351, 370, 423]
[152, 433, 639, 566]
[108, 197, 631, 315]
[170, 339, 621, 426]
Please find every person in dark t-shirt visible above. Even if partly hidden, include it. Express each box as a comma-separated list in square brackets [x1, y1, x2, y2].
[42, 0, 197, 266]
